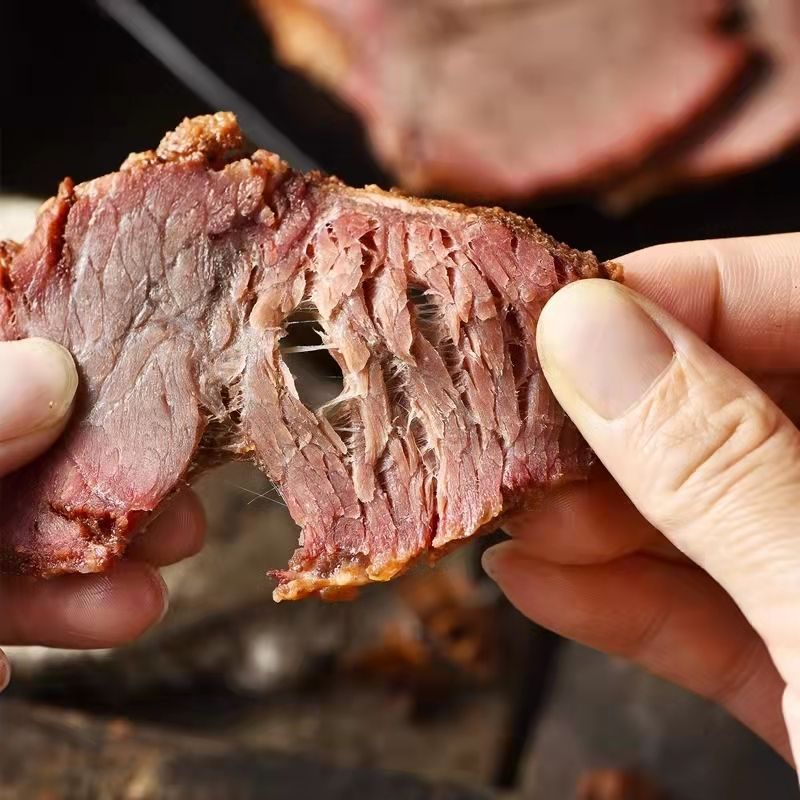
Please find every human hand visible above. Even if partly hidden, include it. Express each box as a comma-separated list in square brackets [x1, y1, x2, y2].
[482, 234, 800, 772]
[0, 338, 205, 692]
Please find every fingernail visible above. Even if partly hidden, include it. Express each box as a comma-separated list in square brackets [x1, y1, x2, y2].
[138, 565, 170, 625]
[538, 281, 675, 420]
[482, 542, 512, 582]
[0, 650, 10, 692]
[0, 338, 78, 441]
[156, 571, 171, 624]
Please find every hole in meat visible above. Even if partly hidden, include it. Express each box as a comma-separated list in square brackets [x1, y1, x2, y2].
[279, 304, 344, 410]
[220, 385, 242, 426]
[359, 225, 379, 253]
[407, 284, 445, 351]
[208, 461, 297, 565]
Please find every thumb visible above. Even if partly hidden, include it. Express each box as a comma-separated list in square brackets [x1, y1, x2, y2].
[537, 279, 800, 768]
[0, 338, 78, 476]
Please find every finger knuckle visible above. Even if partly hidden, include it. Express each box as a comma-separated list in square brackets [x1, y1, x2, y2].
[666, 395, 781, 497]
[628, 360, 796, 522]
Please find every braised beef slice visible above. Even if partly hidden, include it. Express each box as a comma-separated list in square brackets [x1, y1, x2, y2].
[0, 113, 619, 600]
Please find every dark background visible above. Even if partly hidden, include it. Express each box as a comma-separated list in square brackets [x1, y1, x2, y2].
[4, 0, 799, 260]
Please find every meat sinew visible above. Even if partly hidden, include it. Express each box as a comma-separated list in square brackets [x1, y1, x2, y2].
[0, 113, 620, 601]
[255, 0, 747, 201]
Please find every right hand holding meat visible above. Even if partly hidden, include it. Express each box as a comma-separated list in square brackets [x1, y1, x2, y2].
[0, 339, 205, 692]
[484, 233, 800, 776]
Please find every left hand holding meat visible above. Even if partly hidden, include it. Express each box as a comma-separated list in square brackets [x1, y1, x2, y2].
[0, 338, 205, 692]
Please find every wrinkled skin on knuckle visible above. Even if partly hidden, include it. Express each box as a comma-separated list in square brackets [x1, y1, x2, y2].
[622, 357, 798, 546]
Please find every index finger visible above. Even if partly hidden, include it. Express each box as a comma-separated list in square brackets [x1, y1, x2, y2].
[618, 233, 800, 372]
[0, 561, 167, 648]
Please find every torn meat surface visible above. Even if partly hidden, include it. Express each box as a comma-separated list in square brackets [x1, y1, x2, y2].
[256, 0, 747, 200]
[0, 113, 619, 600]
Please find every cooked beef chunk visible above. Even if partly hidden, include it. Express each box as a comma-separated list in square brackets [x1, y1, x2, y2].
[255, 0, 747, 201]
[0, 113, 619, 600]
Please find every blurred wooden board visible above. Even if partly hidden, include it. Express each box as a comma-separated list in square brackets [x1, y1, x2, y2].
[0, 699, 493, 800]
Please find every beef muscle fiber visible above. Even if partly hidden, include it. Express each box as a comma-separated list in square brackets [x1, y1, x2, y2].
[0, 114, 619, 600]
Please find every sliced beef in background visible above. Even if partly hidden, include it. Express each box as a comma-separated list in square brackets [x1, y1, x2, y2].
[604, 0, 800, 211]
[679, 0, 800, 180]
[254, 0, 748, 202]
[0, 113, 619, 601]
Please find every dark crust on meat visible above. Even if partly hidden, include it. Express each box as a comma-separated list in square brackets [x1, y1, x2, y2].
[121, 112, 250, 171]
